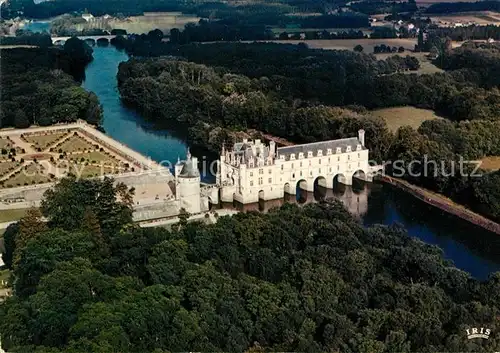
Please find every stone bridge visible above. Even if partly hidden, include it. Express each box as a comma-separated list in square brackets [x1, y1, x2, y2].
[51, 35, 116, 45]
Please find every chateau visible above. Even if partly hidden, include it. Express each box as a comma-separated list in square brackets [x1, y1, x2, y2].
[217, 130, 373, 204]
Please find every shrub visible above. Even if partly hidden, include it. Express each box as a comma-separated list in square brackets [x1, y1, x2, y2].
[58, 149, 62, 153]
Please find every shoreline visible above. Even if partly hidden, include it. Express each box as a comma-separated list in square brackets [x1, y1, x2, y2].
[380, 175, 500, 235]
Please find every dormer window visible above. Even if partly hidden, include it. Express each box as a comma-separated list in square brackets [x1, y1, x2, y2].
[318, 150, 323, 156]
[327, 148, 332, 155]
[336, 147, 342, 154]
[280, 155, 285, 160]
[290, 153, 296, 160]
[346, 146, 352, 152]
[356, 144, 362, 151]
[307, 151, 313, 158]
[299, 152, 304, 159]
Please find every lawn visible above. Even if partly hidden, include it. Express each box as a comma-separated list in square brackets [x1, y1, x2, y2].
[69, 164, 119, 178]
[2, 163, 51, 188]
[24, 132, 69, 150]
[374, 52, 444, 75]
[57, 135, 97, 153]
[0, 208, 30, 222]
[371, 106, 442, 132]
[68, 150, 121, 167]
[0, 161, 21, 177]
[0, 138, 13, 150]
[480, 156, 500, 171]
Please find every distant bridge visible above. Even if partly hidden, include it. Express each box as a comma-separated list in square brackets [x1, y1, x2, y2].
[51, 35, 116, 45]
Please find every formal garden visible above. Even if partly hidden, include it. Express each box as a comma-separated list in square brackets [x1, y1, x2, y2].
[0, 128, 136, 189]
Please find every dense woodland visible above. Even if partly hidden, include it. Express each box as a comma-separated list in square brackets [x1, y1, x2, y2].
[0, 41, 102, 128]
[1, 177, 499, 352]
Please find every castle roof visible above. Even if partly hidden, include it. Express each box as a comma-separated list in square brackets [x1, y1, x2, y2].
[277, 137, 365, 161]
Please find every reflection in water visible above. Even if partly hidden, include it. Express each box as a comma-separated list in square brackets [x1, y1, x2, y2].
[217, 182, 500, 280]
[219, 184, 370, 218]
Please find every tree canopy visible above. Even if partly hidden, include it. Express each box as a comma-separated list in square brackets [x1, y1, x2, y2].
[1, 177, 499, 352]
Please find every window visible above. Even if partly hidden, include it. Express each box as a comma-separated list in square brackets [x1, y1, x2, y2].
[348, 155, 350, 160]
[329, 167, 332, 173]
[300, 162, 302, 167]
[307, 151, 313, 158]
[291, 163, 294, 169]
[319, 159, 321, 165]
[299, 152, 304, 159]
[268, 169, 272, 174]
[318, 150, 323, 156]
[358, 162, 360, 167]
[358, 153, 360, 158]
[292, 173, 295, 179]
[310, 171, 313, 176]
[328, 157, 330, 163]
[300, 171, 302, 176]
[250, 172, 253, 177]
[250, 181, 253, 186]
[309, 160, 311, 166]
[346, 146, 352, 152]
[336, 147, 342, 154]
[291, 154, 296, 160]
[337, 165, 340, 170]
[327, 148, 332, 155]
[268, 178, 272, 183]
[281, 165, 283, 170]
[337, 157, 340, 162]
[319, 168, 321, 173]
[259, 169, 263, 175]
[258, 177, 263, 185]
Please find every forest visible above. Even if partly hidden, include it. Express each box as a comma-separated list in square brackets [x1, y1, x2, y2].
[425, 0, 500, 14]
[0, 40, 102, 128]
[1, 176, 499, 352]
[116, 41, 500, 222]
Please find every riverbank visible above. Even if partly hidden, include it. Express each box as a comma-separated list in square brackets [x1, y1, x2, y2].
[380, 175, 500, 235]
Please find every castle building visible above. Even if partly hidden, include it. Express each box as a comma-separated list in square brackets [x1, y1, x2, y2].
[217, 130, 371, 204]
[175, 151, 203, 214]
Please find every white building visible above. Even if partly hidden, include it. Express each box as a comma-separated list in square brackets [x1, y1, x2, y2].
[174, 151, 205, 214]
[217, 130, 371, 204]
[82, 13, 94, 22]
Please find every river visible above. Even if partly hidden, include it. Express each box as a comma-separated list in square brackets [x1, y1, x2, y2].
[81, 45, 500, 280]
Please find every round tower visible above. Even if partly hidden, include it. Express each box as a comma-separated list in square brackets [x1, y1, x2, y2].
[176, 152, 201, 214]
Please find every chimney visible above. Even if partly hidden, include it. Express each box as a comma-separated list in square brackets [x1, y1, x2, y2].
[192, 156, 198, 170]
[269, 141, 276, 156]
[358, 129, 365, 146]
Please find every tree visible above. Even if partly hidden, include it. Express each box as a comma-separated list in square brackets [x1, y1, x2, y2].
[354, 44, 364, 52]
[13, 208, 47, 267]
[2, 222, 19, 269]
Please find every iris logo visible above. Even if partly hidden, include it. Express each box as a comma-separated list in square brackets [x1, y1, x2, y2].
[466, 327, 491, 340]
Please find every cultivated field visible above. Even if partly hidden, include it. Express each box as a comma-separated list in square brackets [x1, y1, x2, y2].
[375, 52, 444, 75]
[108, 12, 200, 34]
[480, 156, 500, 171]
[371, 106, 442, 132]
[430, 11, 500, 26]
[266, 38, 418, 52]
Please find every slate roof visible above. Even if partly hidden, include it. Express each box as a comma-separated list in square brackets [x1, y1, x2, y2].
[277, 137, 365, 161]
[178, 160, 200, 178]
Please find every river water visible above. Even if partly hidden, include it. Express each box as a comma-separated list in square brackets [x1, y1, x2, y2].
[81, 46, 500, 280]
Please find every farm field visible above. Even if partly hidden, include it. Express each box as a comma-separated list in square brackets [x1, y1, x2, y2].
[265, 38, 418, 52]
[480, 156, 500, 171]
[375, 52, 444, 74]
[371, 106, 442, 132]
[430, 11, 500, 26]
[93, 12, 200, 34]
